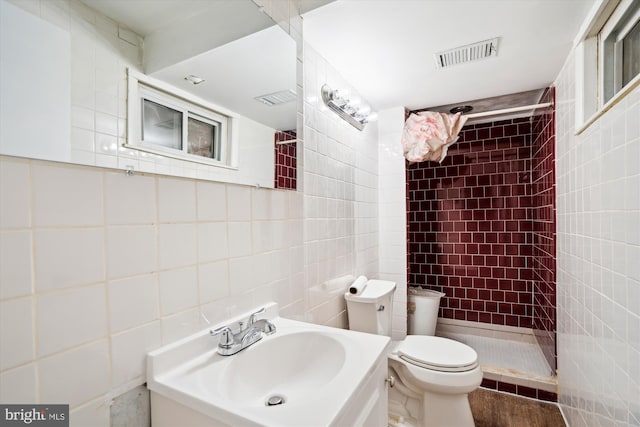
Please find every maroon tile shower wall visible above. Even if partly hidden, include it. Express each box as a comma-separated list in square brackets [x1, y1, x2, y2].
[407, 117, 538, 329]
[531, 88, 557, 371]
[274, 130, 297, 190]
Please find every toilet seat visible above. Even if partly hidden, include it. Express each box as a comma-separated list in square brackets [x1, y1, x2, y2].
[394, 336, 479, 373]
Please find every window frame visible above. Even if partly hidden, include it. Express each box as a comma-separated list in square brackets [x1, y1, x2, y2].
[575, 0, 640, 134]
[598, 0, 640, 105]
[126, 69, 238, 169]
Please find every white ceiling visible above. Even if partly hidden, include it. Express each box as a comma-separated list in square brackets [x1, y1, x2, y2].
[302, 0, 596, 112]
[81, 0, 597, 121]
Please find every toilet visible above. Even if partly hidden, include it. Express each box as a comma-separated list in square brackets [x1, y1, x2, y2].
[345, 279, 482, 427]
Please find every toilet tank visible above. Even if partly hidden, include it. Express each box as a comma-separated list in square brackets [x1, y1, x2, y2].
[345, 280, 396, 336]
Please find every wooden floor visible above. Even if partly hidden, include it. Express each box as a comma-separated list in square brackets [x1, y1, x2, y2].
[469, 388, 566, 427]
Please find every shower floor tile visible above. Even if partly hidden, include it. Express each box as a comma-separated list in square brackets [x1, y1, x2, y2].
[443, 332, 553, 377]
[437, 331, 558, 398]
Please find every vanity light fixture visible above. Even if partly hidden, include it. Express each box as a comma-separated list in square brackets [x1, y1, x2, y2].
[184, 74, 205, 85]
[321, 84, 375, 131]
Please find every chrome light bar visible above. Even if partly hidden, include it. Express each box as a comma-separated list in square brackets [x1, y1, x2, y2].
[321, 84, 376, 131]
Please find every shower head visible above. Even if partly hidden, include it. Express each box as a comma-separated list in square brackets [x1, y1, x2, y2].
[450, 105, 474, 114]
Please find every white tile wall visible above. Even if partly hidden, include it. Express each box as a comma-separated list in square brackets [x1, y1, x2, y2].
[0, 156, 305, 424]
[107, 274, 159, 333]
[34, 228, 105, 291]
[38, 340, 111, 407]
[32, 164, 104, 227]
[0, 297, 34, 370]
[378, 107, 408, 339]
[37, 284, 107, 357]
[105, 172, 156, 225]
[555, 49, 640, 426]
[0, 160, 30, 229]
[110, 322, 162, 387]
[107, 225, 157, 278]
[0, 364, 37, 404]
[0, 231, 33, 298]
[302, 43, 380, 328]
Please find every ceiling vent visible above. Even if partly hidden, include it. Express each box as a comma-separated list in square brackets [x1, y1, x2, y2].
[254, 89, 297, 106]
[434, 37, 499, 69]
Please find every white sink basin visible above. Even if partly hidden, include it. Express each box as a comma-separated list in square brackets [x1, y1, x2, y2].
[220, 331, 346, 402]
[147, 303, 390, 427]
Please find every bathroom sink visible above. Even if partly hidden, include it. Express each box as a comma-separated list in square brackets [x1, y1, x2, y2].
[147, 303, 391, 427]
[219, 331, 346, 402]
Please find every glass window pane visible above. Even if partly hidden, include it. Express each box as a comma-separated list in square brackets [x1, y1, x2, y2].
[142, 99, 182, 150]
[623, 20, 640, 86]
[187, 117, 219, 160]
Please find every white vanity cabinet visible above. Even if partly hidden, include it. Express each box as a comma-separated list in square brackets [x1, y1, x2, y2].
[331, 350, 390, 426]
[146, 304, 391, 427]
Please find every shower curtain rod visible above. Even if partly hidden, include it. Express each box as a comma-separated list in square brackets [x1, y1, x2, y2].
[463, 102, 554, 119]
[409, 102, 554, 118]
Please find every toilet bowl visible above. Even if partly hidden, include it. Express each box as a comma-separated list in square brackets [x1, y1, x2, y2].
[345, 279, 482, 427]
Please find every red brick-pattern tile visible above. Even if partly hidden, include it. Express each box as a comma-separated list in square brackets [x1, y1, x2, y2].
[274, 130, 297, 190]
[481, 379, 558, 402]
[407, 117, 535, 329]
[531, 88, 557, 372]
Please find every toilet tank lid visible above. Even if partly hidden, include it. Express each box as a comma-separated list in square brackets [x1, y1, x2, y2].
[345, 279, 396, 302]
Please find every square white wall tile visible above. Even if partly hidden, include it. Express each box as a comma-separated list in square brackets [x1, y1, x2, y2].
[158, 177, 196, 223]
[228, 222, 252, 257]
[226, 185, 251, 221]
[105, 171, 156, 225]
[160, 308, 201, 345]
[0, 364, 37, 404]
[251, 188, 274, 221]
[158, 223, 197, 269]
[34, 228, 105, 291]
[37, 284, 107, 357]
[108, 274, 159, 333]
[110, 321, 161, 387]
[39, 340, 110, 408]
[198, 260, 229, 303]
[159, 266, 199, 315]
[0, 230, 33, 299]
[0, 159, 30, 229]
[196, 181, 227, 221]
[0, 297, 34, 370]
[32, 163, 103, 227]
[69, 399, 110, 427]
[197, 222, 229, 262]
[107, 225, 157, 279]
[228, 256, 256, 295]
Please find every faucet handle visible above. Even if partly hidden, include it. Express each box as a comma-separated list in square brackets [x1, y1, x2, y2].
[247, 307, 266, 326]
[210, 326, 233, 347]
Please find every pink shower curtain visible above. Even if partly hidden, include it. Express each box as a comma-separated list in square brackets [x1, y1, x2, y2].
[401, 111, 468, 163]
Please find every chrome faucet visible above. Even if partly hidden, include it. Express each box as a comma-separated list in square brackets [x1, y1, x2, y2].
[210, 307, 276, 356]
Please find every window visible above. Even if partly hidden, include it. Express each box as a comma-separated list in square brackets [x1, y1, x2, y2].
[127, 70, 236, 167]
[600, 0, 640, 104]
[576, 0, 640, 132]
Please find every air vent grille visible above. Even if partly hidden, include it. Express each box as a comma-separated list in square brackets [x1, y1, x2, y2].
[434, 37, 499, 69]
[254, 89, 297, 106]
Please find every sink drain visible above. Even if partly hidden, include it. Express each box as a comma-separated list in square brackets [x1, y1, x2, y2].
[265, 395, 286, 407]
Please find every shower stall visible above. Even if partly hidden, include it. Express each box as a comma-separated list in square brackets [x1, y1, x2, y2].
[406, 88, 557, 401]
